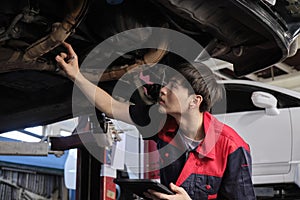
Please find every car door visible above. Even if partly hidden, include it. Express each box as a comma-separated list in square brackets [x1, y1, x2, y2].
[214, 83, 293, 176]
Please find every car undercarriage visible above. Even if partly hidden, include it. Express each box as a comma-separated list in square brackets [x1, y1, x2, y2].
[0, 0, 299, 132]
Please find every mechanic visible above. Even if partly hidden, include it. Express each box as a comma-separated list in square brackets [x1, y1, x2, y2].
[56, 42, 256, 200]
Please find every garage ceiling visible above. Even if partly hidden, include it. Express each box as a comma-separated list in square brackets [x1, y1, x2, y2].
[213, 39, 300, 92]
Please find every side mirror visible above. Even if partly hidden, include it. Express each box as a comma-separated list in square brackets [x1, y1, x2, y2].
[251, 91, 280, 115]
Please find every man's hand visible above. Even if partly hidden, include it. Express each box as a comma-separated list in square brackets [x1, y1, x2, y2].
[55, 42, 80, 82]
[144, 183, 192, 200]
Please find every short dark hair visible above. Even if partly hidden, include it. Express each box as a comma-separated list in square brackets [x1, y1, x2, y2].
[174, 62, 223, 112]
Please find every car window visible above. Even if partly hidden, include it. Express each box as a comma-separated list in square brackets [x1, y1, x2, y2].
[212, 83, 300, 114]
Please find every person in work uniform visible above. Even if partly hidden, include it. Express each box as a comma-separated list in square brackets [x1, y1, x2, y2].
[56, 42, 256, 200]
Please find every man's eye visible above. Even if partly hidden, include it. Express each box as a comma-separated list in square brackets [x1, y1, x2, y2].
[170, 82, 178, 88]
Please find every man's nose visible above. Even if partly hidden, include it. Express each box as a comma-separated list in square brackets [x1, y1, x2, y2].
[160, 86, 167, 95]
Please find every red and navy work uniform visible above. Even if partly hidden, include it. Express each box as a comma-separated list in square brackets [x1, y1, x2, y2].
[130, 104, 256, 199]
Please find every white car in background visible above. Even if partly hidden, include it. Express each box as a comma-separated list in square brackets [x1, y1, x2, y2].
[214, 80, 300, 199]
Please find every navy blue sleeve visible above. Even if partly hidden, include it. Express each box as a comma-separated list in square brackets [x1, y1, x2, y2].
[217, 147, 256, 200]
[129, 103, 163, 140]
[129, 103, 151, 127]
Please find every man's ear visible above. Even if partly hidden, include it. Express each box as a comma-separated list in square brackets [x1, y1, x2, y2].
[189, 95, 203, 108]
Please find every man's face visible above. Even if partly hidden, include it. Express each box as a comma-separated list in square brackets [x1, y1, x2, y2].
[158, 77, 193, 116]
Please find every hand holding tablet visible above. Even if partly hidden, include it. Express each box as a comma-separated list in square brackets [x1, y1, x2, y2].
[114, 178, 174, 199]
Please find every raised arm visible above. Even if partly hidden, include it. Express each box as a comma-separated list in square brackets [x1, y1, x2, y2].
[55, 42, 134, 124]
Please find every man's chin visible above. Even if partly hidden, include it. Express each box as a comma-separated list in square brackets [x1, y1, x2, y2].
[158, 105, 167, 114]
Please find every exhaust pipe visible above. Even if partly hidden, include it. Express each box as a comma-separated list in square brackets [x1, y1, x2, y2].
[23, 0, 89, 62]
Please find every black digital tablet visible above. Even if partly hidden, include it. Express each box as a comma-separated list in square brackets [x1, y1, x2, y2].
[114, 178, 174, 199]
